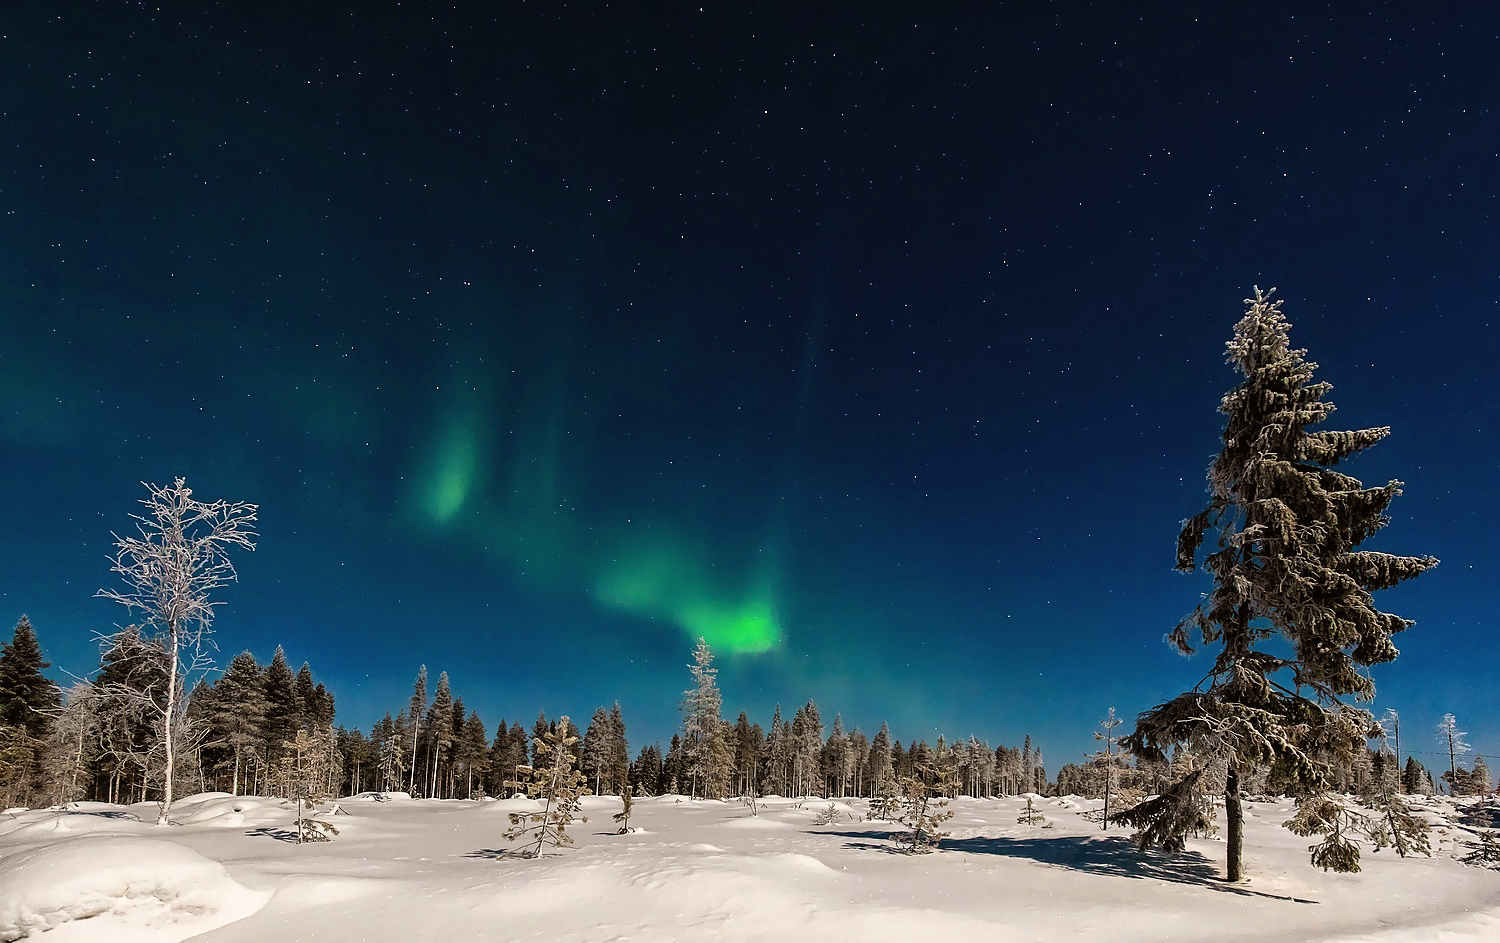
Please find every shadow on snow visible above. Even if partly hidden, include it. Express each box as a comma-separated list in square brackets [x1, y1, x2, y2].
[825, 830, 1317, 903]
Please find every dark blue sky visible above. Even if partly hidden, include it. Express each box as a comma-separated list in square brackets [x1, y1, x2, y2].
[2, 3, 1494, 770]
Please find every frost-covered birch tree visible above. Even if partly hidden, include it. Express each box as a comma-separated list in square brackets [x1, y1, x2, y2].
[97, 478, 256, 824]
[1122, 289, 1436, 880]
[1436, 713, 1470, 784]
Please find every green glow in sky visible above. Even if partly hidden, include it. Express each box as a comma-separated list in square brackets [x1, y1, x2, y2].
[595, 540, 783, 654]
[423, 417, 479, 524]
[414, 399, 784, 654]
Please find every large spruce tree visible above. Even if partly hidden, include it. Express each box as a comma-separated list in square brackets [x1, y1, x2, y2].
[0, 616, 61, 805]
[0, 616, 59, 738]
[1122, 288, 1436, 880]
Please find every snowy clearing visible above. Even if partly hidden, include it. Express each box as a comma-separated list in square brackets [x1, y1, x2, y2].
[1, 792, 1496, 942]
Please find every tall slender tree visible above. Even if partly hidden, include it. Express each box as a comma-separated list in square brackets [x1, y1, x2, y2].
[1436, 713, 1470, 784]
[1123, 289, 1437, 879]
[97, 478, 257, 824]
[605, 702, 630, 796]
[680, 638, 731, 798]
[406, 666, 427, 795]
[425, 672, 454, 798]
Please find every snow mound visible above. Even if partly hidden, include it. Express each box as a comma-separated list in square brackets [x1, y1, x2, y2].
[0, 809, 146, 841]
[346, 791, 413, 802]
[721, 815, 793, 829]
[0, 835, 269, 942]
[172, 795, 286, 827]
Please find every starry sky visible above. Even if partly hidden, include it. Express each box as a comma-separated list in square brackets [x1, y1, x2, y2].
[2, 3, 1495, 770]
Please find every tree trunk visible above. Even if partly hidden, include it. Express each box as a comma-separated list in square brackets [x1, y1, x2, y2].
[1225, 766, 1244, 882]
[158, 628, 179, 826]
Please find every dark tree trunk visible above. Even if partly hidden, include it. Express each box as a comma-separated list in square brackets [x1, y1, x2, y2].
[1225, 766, 1244, 882]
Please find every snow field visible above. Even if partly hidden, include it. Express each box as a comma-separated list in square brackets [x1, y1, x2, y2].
[0, 792, 1496, 942]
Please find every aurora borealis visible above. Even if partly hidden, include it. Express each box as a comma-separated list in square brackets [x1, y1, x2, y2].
[2, 4, 1496, 764]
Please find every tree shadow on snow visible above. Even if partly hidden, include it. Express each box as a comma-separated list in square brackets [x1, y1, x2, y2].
[1457, 803, 1500, 830]
[245, 826, 302, 843]
[826, 830, 1317, 903]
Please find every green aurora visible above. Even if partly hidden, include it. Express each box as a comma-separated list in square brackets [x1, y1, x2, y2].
[413, 404, 785, 654]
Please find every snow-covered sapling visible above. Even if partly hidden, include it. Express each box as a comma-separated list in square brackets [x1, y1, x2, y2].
[1016, 795, 1050, 827]
[896, 763, 955, 854]
[614, 783, 634, 834]
[504, 715, 588, 858]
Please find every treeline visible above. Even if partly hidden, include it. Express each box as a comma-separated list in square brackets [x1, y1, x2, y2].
[0, 617, 1050, 808]
[5, 616, 1491, 812]
[0, 615, 343, 807]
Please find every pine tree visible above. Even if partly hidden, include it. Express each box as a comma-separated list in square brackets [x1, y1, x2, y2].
[1124, 288, 1437, 880]
[1093, 707, 1125, 830]
[280, 727, 342, 843]
[456, 710, 488, 798]
[868, 767, 901, 821]
[613, 783, 635, 833]
[425, 672, 454, 798]
[1471, 757, 1492, 797]
[605, 702, 630, 796]
[0, 616, 59, 738]
[582, 706, 611, 795]
[0, 616, 60, 806]
[293, 663, 316, 731]
[261, 647, 299, 788]
[406, 666, 427, 795]
[765, 705, 789, 796]
[868, 723, 893, 791]
[1402, 756, 1428, 796]
[531, 711, 551, 768]
[211, 651, 267, 795]
[896, 761, 957, 853]
[680, 638, 731, 798]
[504, 715, 588, 857]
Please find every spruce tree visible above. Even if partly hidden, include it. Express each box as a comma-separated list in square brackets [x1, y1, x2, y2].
[0, 616, 59, 737]
[582, 706, 611, 795]
[505, 715, 587, 857]
[293, 663, 316, 731]
[211, 651, 267, 795]
[425, 672, 454, 798]
[613, 782, 635, 833]
[406, 666, 428, 795]
[261, 647, 300, 785]
[605, 702, 630, 796]
[0, 616, 60, 806]
[1093, 707, 1125, 830]
[1125, 288, 1437, 880]
[896, 761, 956, 853]
[680, 638, 731, 798]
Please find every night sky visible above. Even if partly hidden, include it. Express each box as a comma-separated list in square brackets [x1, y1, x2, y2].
[3, 4, 1495, 769]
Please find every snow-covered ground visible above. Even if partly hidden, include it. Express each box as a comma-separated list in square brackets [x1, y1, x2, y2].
[2, 791, 1497, 942]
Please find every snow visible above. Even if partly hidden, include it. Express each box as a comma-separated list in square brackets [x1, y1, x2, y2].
[0, 835, 268, 942]
[0, 792, 1496, 941]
